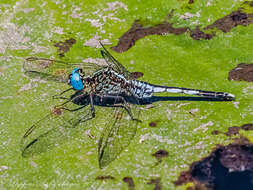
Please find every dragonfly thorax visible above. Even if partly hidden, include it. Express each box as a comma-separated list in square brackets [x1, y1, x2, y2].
[86, 67, 132, 96]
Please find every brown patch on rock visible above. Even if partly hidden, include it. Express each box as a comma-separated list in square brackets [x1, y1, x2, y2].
[95, 175, 115, 180]
[123, 177, 135, 190]
[228, 63, 253, 82]
[52, 107, 63, 116]
[225, 126, 241, 137]
[190, 27, 215, 40]
[225, 123, 253, 137]
[211, 130, 221, 135]
[54, 38, 76, 57]
[174, 140, 253, 189]
[219, 144, 253, 172]
[112, 1, 253, 52]
[205, 11, 251, 33]
[130, 71, 144, 79]
[152, 149, 168, 163]
[174, 171, 192, 186]
[233, 136, 251, 145]
[111, 21, 188, 52]
[192, 1, 253, 40]
[241, 123, 253, 130]
[149, 120, 160, 127]
[149, 121, 158, 127]
[188, 0, 194, 4]
[147, 178, 162, 190]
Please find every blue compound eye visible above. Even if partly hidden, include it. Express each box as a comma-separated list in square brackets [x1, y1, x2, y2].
[69, 68, 84, 90]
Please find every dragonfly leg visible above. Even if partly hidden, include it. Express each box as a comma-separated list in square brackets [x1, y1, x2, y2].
[53, 88, 74, 99]
[78, 111, 94, 124]
[77, 96, 96, 124]
[55, 91, 87, 108]
[102, 95, 140, 122]
[53, 96, 69, 100]
[55, 99, 72, 108]
[73, 95, 96, 124]
[57, 105, 87, 112]
[89, 94, 95, 118]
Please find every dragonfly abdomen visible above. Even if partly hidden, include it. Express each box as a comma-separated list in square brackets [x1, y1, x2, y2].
[130, 81, 235, 100]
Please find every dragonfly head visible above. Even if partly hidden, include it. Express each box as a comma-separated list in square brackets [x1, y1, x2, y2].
[68, 68, 84, 90]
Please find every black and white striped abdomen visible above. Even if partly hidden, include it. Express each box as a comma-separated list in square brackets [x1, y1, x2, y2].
[130, 80, 235, 100]
[130, 80, 154, 98]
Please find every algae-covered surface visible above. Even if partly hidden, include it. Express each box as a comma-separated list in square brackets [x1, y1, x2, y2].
[0, 0, 253, 189]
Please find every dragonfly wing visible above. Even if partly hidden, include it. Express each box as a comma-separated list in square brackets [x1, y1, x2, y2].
[21, 95, 92, 157]
[98, 101, 140, 168]
[24, 57, 104, 82]
[100, 42, 133, 79]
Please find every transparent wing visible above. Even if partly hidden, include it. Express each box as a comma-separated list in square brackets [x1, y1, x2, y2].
[100, 42, 133, 79]
[98, 99, 140, 168]
[21, 93, 92, 157]
[24, 57, 104, 82]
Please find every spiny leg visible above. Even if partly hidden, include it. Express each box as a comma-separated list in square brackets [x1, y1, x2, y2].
[76, 108, 95, 124]
[54, 91, 87, 109]
[59, 94, 96, 123]
[57, 104, 87, 112]
[69, 95, 96, 125]
[89, 94, 95, 118]
[101, 95, 140, 122]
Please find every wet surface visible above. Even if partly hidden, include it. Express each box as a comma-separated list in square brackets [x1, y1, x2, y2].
[54, 38, 76, 57]
[174, 139, 253, 190]
[147, 178, 162, 190]
[228, 63, 253, 82]
[112, 1, 253, 52]
[95, 175, 115, 180]
[123, 177, 135, 190]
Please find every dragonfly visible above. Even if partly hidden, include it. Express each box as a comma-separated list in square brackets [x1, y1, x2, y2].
[21, 42, 235, 168]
